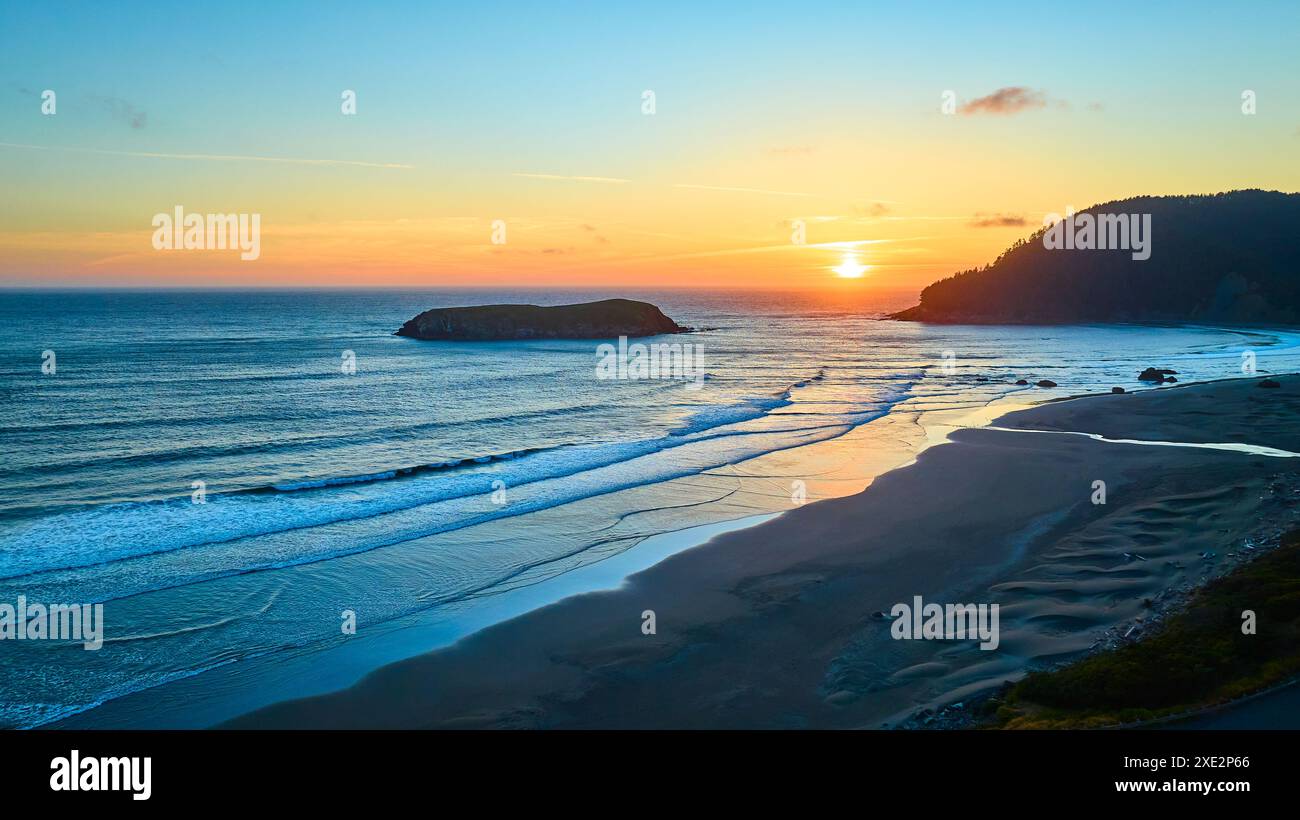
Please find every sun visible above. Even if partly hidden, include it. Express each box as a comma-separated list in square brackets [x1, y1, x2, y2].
[832, 253, 870, 279]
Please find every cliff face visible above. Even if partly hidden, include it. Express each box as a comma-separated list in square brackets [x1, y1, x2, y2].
[395, 298, 690, 340]
[892, 190, 1300, 325]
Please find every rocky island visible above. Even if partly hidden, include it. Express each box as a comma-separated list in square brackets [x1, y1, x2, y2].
[395, 298, 690, 341]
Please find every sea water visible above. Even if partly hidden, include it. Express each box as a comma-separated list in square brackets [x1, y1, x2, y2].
[2, 287, 1297, 727]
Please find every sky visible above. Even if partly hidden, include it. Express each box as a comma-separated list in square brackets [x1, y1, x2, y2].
[1, 0, 1298, 292]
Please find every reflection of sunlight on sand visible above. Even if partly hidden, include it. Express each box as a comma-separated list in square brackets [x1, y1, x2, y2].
[920, 400, 1038, 447]
[713, 393, 1050, 509]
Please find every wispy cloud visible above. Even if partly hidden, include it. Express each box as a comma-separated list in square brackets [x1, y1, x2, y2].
[855, 201, 893, 217]
[881, 215, 968, 221]
[969, 212, 1028, 227]
[89, 95, 147, 129]
[673, 183, 812, 198]
[593, 236, 920, 267]
[960, 87, 1050, 116]
[0, 142, 413, 168]
[513, 172, 630, 184]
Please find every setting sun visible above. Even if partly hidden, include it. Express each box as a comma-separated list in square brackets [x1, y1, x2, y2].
[832, 253, 870, 279]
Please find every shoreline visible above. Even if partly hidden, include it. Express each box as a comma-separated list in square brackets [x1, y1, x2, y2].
[51, 350, 1033, 729]
[44, 513, 778, 730]
[47, 392, 933, 729]
[223, 372, 1300, 729]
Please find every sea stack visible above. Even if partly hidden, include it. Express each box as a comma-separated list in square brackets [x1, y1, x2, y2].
[395, 298, 690, 341]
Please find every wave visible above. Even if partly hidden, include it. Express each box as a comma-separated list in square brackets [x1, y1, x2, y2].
[0, 403, 612, 479]
[0, 374, 883, 582]
[265, 448, 546, 492]
[11, 401, 910, 612]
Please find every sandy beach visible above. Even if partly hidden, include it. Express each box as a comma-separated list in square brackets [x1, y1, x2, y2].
[225, 376, 1300, 729]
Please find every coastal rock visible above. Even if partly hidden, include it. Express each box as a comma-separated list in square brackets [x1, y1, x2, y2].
[1015, 379, 1029, 386]
[1036, 379, 1057, 387]
[1259, 378, 1281, 388]
[1138, 367, 1166, 382]
[395, 298, 690, 341]
[1111, 386, 1126, 393]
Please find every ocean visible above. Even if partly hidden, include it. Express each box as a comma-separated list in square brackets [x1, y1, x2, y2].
[1, 288, 1297, 728]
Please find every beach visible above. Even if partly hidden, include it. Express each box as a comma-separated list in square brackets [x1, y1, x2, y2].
[7, 3, 1300, 805]
[228, 375, 1300, 729]
[16, 291, 1296, 729]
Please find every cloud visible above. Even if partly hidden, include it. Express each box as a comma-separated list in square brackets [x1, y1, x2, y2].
[0, 141, 412, 168]
[856, 202, 892, 218]
[513, 173, 629, 184]
[960, 87, 1049, 116]
[969, 212, 1028, 227]
[89, 95, 147, 129]
[588, 236, 915, 268]
[579, 224, 610, 244]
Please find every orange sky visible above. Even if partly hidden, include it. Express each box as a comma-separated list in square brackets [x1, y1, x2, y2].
[4, 3, 1298, 292]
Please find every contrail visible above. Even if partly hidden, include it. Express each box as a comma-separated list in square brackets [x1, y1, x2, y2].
[0, 142, 413, 169]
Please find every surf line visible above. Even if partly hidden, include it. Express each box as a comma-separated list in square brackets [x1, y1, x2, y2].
[983, 426, 1300, 459]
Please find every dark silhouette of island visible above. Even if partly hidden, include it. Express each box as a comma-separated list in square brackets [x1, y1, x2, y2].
[892, 190, 1300, 324]
[396, 298, 690, 340]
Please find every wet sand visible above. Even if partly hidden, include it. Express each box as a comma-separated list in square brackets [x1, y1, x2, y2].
[228, 376, 1300, 729]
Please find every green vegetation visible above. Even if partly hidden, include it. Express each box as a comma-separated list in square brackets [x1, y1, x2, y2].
[892, 190, 1300, 324]
[997, 529, 1300, 729]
